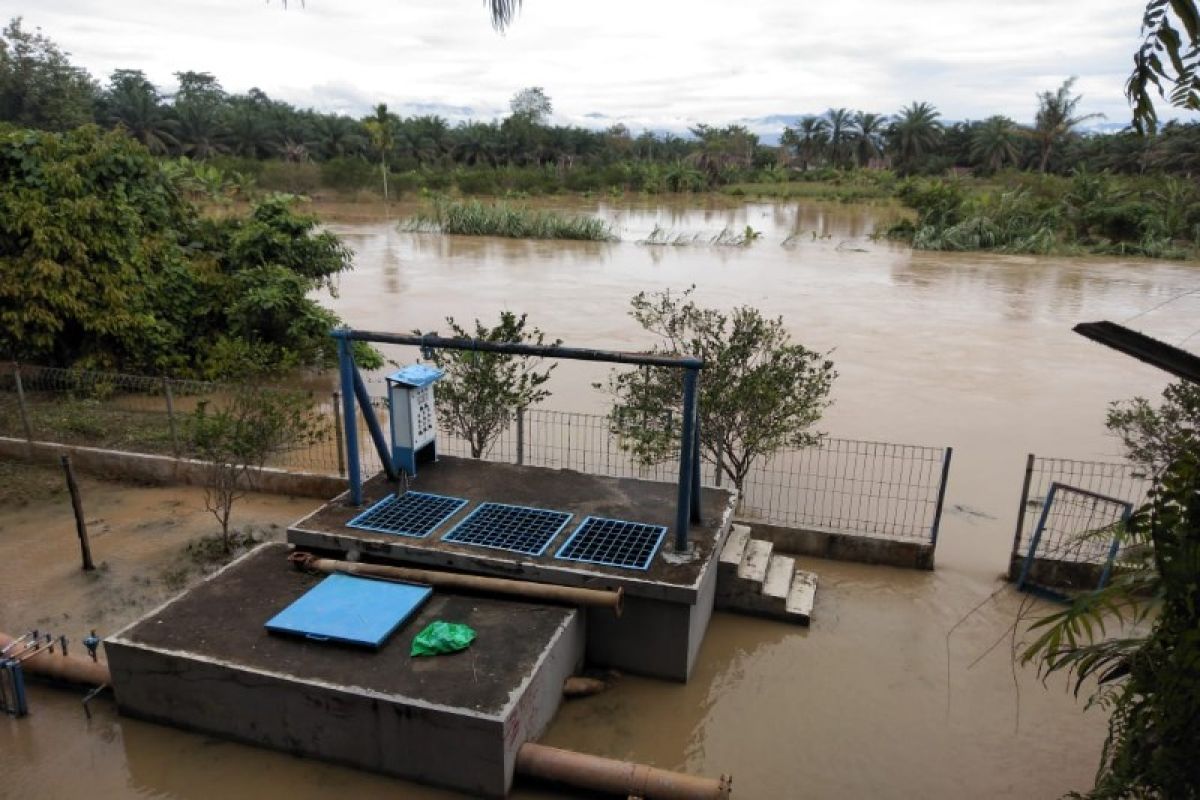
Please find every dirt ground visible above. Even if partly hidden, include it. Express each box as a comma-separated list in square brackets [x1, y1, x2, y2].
[0, 460, 319, 639]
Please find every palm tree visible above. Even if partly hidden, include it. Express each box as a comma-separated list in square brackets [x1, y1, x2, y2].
[363, 103, 396, 200]
[889, 101, 943, 170]
[853, 112, 886, 167]
[311, 114, 366, 160]
[174, 103, 227, 159]
[103, 70, 177, 155]
[823, 108, 856, 168]
[1033, 77, 1104, 173]
[970, 115, 1023, 173]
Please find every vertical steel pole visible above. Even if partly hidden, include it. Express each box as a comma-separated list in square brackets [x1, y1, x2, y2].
[337, 337, 362, 506]
[1010, 453, 1036, 577]
[515, 406, 526, 466]
[163, 377, 180, 457]
[674, 369, 698, 552]
[690, 415, 703, 523]
[13, 363, 33, 442]
[929, 446, 953, 547]
[331, 391, 346, 477]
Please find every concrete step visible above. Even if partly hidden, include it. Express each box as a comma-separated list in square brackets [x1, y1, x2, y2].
[737, 539, 773, 583]
[786, 570, 818, 626]
[762, 554, 796, 601]
[714, 526, 818, 625]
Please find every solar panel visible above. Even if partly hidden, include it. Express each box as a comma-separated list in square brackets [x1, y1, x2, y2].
[441, 502, 573, 556]
[347, 491, 468, 538]
[265, 574, 432, 648]
[555, 516, 667, 571]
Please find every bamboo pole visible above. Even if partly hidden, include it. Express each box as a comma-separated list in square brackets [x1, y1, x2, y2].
[289, 553, 623, 615]
[60, 455, 95, 571]
[516, 743, 732, 800]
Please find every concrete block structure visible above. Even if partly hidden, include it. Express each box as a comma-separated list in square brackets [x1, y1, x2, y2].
[106, 544, 584, 798]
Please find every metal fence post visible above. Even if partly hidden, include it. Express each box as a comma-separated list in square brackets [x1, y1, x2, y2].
[12, 363, 33, 443]
[515, 406, 525, 466]
[1011, 453, 1036, 566]
[929, 446, 953, 547]
[163, 377, 180, 457]
[332, 391, 346, 477]
[674, 368, 699, 552]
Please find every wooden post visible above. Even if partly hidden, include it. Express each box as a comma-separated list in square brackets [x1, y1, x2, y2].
[13, 363, 33, 442]
[60, 456, 94, 571]
[163, 377, 180, 457]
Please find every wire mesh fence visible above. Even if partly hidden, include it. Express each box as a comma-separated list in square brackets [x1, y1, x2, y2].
[1012, 454, 1151, 560]
[1021, 483, 1132, 568]
[2, 363, 951, 543]
[0, 362, 344, 474]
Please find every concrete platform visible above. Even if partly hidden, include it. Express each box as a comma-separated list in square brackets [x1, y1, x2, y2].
[287, 457, 737, 681]
[105, 543, 584, 798]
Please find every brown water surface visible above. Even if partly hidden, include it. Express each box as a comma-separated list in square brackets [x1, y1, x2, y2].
[3, 198, 1198, 799]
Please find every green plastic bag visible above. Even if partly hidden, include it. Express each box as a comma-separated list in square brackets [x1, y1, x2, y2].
[410, 621, 476, 657]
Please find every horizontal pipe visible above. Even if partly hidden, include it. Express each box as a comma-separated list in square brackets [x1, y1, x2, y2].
[331, 329, 705, 370]
[290, 553, 623, 615]
[516, 743, 732, 800]
[0, 632, 110, 686]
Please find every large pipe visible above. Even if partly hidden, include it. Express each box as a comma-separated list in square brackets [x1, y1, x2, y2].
[0, 632, 110, 686]
[290, 553, 623, 615]
[516, 743, 732, 800]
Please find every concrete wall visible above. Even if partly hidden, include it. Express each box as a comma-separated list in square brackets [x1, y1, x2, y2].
[0, 437, 344, 499]
[744, 519, 935, 571]
[105, 641, 509, 797]
[1006, 555, 1108, 590]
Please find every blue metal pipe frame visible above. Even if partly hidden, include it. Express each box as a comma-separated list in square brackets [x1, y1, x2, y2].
[333, 328, 705, 549]
[336, 336, 363, 506]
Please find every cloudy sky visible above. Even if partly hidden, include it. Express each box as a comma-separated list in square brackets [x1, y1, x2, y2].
[19, 0, 1184, 133]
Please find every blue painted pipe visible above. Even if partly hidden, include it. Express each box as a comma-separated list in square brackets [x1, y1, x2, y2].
[351, 365, 398, 482]
[337, 336, 363, 506]
[675, 369, 699, 552]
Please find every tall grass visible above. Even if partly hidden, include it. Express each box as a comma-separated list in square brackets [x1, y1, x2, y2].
[402, 198, 616, 241]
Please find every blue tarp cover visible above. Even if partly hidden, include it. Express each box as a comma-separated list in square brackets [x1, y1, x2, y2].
[265, 573, 432, 648]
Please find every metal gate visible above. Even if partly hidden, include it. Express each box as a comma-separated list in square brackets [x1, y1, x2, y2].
[1014, 482, 1133, 600]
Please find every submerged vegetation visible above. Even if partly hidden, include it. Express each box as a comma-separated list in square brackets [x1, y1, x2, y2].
[402, 198, 616, 240]
[888, 170, 1200, 258]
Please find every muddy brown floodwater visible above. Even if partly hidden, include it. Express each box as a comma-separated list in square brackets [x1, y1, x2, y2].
[3, 198, 1199, 799]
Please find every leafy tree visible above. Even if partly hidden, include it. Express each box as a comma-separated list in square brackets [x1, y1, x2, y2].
[0, 126, 376, 376]
[1033, 77, 1104, 173]
[421, 312, 557, 459]
[1107, 380, 1200, 475]
[604, 287, 836, 494]
[1127, 1, 1200, 133]
[188, 377, 324, 552]
[1021, 380, 1200, 798]
[510, 86, 552, 124]
[0, 18, 97, 130]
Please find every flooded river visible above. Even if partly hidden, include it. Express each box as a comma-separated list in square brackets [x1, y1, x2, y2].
[3, 198, 1198, 798]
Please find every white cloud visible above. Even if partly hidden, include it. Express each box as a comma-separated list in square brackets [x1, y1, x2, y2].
[18, 0, 1196, 130]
